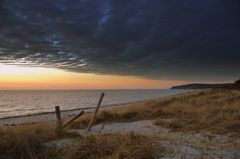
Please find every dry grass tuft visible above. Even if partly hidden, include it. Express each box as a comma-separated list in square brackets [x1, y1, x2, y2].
[0, 129, 53, 159]
[0, 122, 79, 159]
[64, 133, 159, 159]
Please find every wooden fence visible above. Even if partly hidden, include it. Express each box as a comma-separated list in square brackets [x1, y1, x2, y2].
[55, 92, 105, 131]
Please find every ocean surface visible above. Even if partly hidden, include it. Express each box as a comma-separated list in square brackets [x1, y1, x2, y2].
[0, 89, 189, 118]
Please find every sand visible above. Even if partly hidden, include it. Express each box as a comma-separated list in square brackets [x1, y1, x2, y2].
[47, 120, 240, 159]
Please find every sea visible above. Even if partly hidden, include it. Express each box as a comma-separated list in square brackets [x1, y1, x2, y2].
[0, 89, 189, 118]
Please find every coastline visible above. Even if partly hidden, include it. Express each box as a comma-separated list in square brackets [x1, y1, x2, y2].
[0, 101, 142, 126]
[0, 90, 191, 126]
[1, 88, 240, 158]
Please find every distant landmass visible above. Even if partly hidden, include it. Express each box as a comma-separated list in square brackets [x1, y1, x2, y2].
[171, 79, 240, 89]
[171, 83, 231, 89]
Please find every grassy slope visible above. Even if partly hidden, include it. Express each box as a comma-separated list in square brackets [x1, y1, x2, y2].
[70, 88, 240, 134]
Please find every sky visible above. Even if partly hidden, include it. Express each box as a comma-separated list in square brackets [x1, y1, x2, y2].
[0, 0, 239, 89]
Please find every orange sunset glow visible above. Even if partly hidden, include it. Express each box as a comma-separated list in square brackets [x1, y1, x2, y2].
[0, 64, 187, 90]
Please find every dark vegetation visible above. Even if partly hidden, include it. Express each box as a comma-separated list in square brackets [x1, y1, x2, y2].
[171, 78, 240, 89]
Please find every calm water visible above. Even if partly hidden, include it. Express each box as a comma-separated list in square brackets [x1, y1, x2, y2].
[0, 89, 189, 118]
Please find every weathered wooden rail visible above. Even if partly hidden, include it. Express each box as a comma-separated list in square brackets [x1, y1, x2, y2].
[63, 111, 85, 127]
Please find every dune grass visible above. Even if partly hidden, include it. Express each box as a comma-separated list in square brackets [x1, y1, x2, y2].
[0, 128, 158, 159]
[64, 133, 159, 159]
[69, 88, 240, 134]
[0, 122, 79, 159]
[0, 123, 159, 159]
[153, 89, 240, 133]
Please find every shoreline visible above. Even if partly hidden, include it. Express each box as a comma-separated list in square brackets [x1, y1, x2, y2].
[0, 90, 191, 126]
[0, 101, 142, 126]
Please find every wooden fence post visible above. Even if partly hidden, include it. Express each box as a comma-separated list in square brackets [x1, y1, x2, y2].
[55, 106, 62, 130]
[87, 92, 105, 132]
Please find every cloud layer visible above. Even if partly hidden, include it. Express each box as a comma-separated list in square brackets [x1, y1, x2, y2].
[0, 0, 240, 80]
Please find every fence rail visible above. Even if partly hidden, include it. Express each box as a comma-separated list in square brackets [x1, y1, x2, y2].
[54, 92, 105, 131]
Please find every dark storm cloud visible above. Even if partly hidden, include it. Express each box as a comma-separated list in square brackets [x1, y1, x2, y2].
[0, 0, 240, 80]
